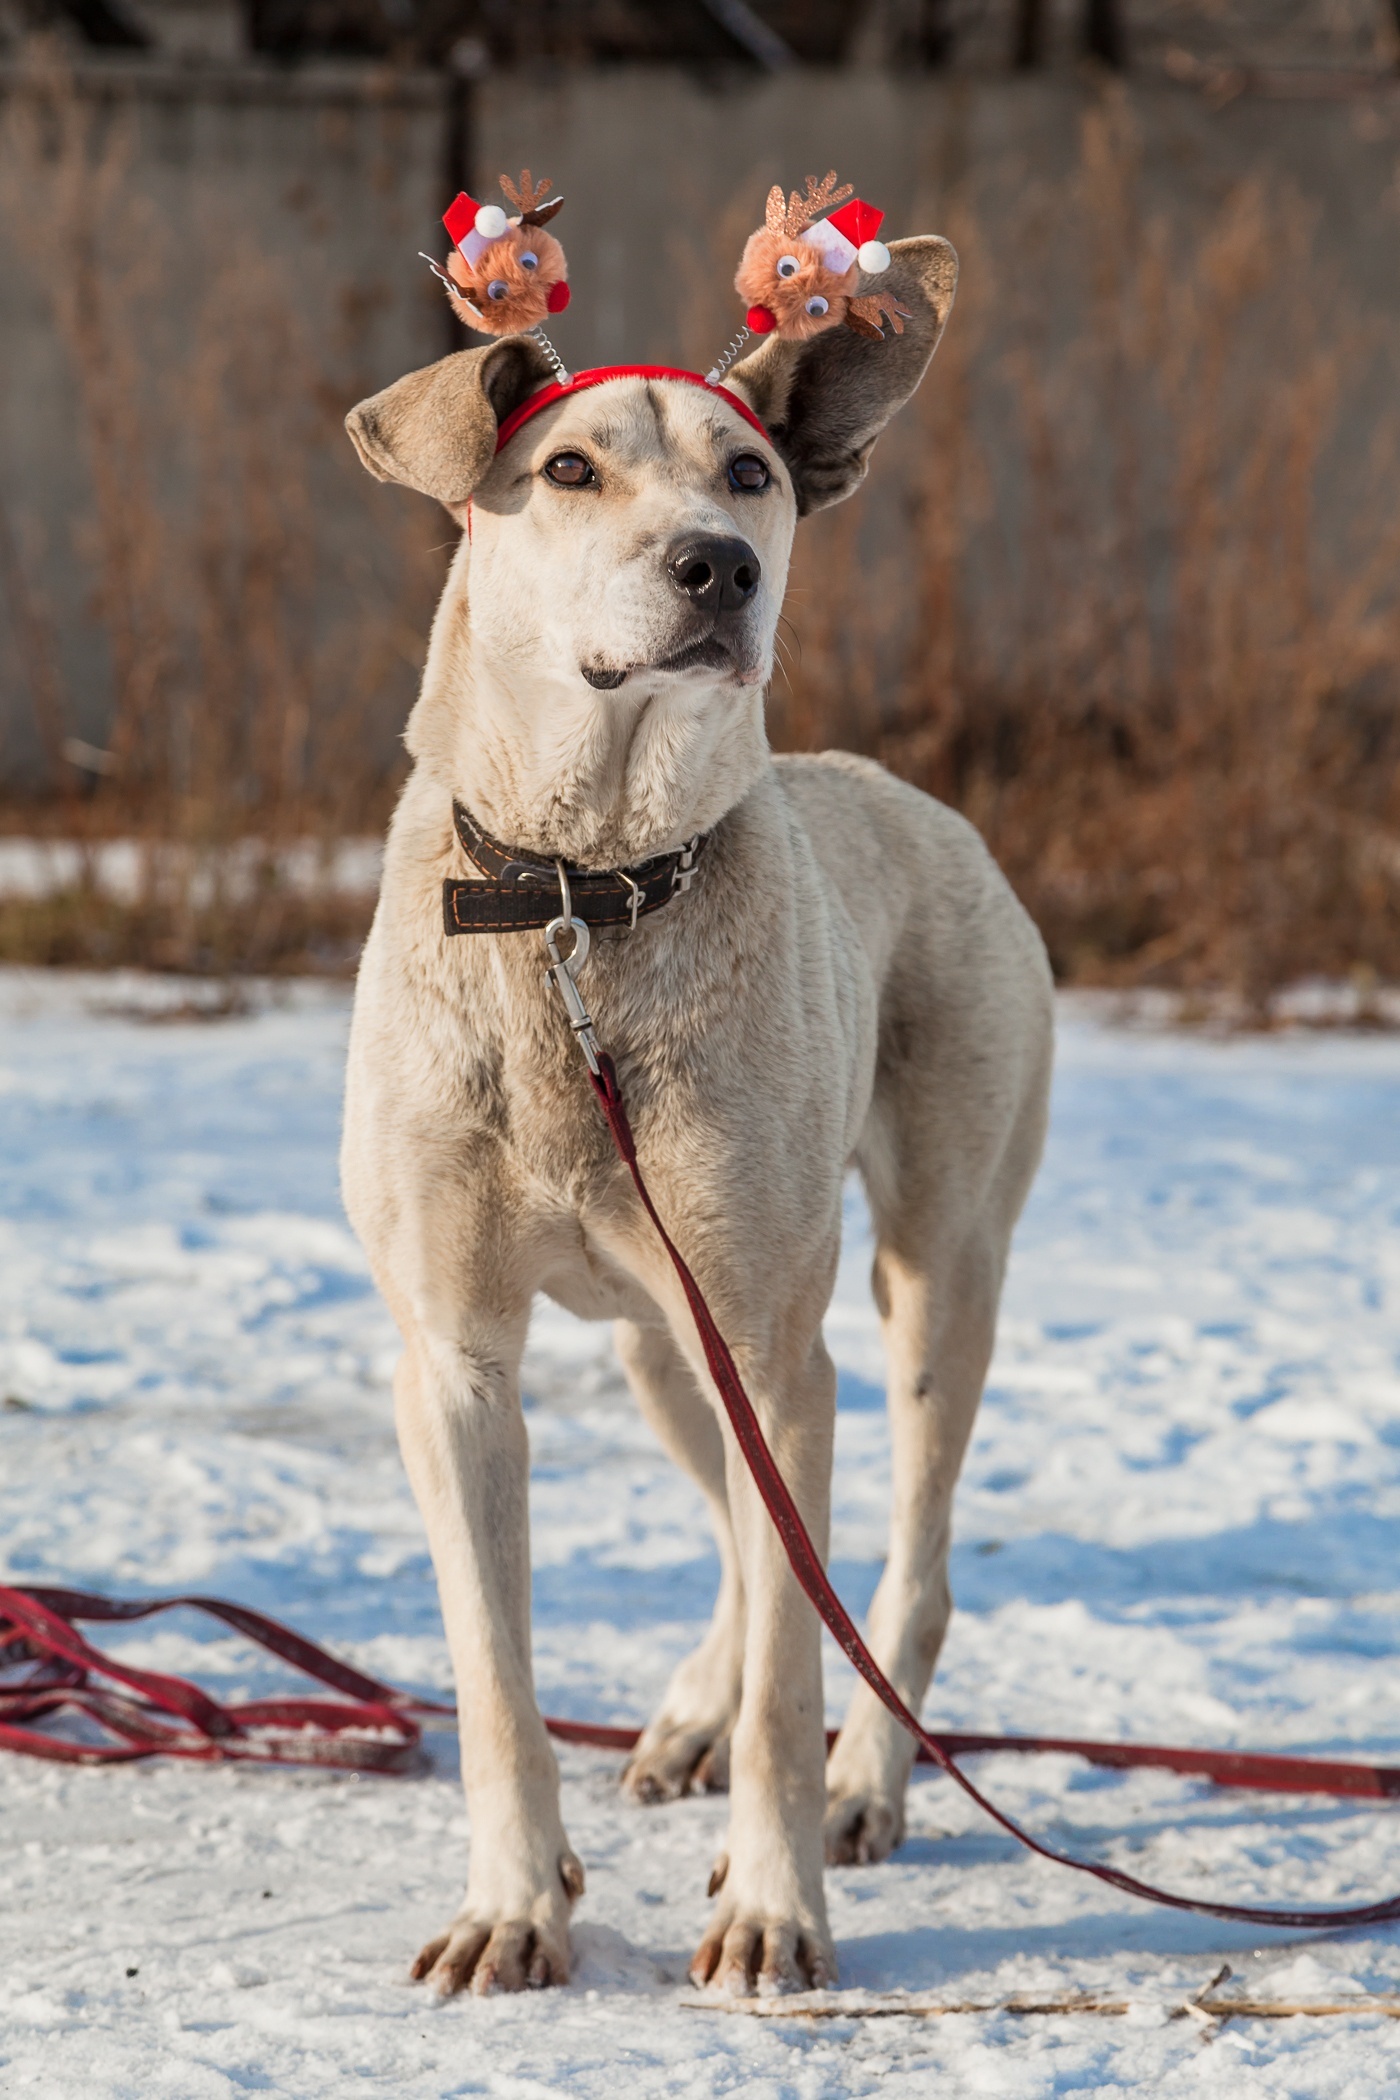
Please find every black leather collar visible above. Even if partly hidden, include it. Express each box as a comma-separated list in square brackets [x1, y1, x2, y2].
[442, 800, 706, 937]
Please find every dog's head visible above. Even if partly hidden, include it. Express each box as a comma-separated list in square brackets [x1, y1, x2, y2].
[348, 238, 956, 694]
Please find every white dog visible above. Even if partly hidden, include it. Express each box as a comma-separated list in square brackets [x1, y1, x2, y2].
[342, 234, 1054, 1998]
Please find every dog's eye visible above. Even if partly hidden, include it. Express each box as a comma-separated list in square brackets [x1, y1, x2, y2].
[805, 295, 829, 318]
[776, 254, 799, 279]
[486, 279, 510, 301]
[519, 250, 538, 271]
[728, 454, 770, 493]
[544, 452, 595, 488]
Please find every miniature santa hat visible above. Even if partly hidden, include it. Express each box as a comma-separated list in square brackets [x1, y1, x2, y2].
[443, 191, 511, 268]
[802, 197, 891, 277]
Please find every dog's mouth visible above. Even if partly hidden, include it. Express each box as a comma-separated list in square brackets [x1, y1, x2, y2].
[582, 635, 764, 690]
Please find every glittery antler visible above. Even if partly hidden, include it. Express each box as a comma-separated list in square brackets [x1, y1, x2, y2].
[783, 170, 854, 238]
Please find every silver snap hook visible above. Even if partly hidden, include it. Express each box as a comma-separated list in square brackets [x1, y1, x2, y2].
[544, 912, 590, 973]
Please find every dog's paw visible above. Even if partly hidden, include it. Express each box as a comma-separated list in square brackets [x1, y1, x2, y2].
[622, 1719, 731, 1803]
[687, 1905, 836, 1997]
[410, 1852, 584, 1996]
[823, 1784, 905, 1866]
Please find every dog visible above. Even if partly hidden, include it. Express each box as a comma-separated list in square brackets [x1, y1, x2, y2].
[341, 233, 1054, 1998]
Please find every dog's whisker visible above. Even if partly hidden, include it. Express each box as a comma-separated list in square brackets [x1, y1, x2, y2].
[776, 612, 803, 663]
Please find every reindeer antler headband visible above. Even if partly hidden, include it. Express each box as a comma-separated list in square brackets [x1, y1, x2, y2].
[423, 167, 910, 438]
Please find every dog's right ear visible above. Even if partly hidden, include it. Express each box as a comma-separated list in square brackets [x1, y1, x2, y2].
[345, 336, 555, 508]
[726, 237, 958, 517]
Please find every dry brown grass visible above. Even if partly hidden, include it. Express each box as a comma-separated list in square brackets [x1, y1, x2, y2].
[2, 79, 1396, 997]
[781, 95, 1400, 1008]
[0, 881, 374, 975]
[0, 56, 434, 969]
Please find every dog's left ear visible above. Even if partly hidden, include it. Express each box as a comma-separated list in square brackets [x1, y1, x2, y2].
[727, 236, 958, 517]
[345, 335, 556, 509]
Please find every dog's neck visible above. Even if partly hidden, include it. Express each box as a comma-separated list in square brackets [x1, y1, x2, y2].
[405, 562, 771, 870]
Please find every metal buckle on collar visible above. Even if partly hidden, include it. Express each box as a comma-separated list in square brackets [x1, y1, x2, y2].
[671, 837, 700, 897]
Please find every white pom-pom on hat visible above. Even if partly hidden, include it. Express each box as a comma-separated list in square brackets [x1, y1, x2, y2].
[858, 239, 891, 274]
[475, 204, 509, 240]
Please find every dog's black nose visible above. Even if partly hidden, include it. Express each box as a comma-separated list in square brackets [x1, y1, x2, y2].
[666, 535, 761, 615]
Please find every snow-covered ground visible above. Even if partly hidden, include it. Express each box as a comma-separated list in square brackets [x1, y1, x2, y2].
[2, 968, 1400, 2097]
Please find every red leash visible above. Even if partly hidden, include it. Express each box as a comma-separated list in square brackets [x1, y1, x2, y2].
[0, 1583, 445, 1772]
[5, 1042, 1400, 1931]
[4, 1580, 1400, 1813]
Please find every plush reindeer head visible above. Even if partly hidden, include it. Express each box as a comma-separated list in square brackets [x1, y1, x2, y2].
[734, 173, 908, 345]
[441, 171, 570, 338]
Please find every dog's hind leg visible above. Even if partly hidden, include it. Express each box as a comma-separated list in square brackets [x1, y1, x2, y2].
[823, 1228, 1003, 1864]
[825, 976, 1052, 1866]
[614, 1317, 745, 1802]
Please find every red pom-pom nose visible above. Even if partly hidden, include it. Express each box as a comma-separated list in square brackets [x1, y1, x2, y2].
[745, 304, 777, 334]
[546, 280, 571, 314]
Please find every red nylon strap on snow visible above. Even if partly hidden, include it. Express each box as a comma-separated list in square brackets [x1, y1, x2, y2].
[7, 1580, 1400, 1823]
[5, 1584, 1398, 1808]
[5, 1584, 1396, 1813]
[0, 1584, 449, 1773]
[584, 1051, 1400, 1933]
[493, 366, 772, 456]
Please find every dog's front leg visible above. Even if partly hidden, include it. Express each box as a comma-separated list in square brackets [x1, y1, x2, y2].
[687, 1327, 838, 1996]
[395, 1322, 584, 1996]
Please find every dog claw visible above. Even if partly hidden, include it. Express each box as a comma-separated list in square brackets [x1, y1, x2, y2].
[410, 1933, 450, 1983]
[689, 1914, 836, 1996]
[411, 1912, 570, 1996]
[823, 1791, 904, 1867]
[622, 1722, 733, 1805]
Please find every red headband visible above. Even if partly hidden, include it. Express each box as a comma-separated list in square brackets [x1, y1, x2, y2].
[494, 364, 772, 454]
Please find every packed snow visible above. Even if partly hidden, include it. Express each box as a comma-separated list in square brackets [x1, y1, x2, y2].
[2, 966, 1399, 2097]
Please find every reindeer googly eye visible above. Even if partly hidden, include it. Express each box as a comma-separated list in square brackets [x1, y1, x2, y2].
[805, 295, 829, 318]
[519, 250, 539, 271]
[486, 279, 510, 302]
[776, 254, 800, 280]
